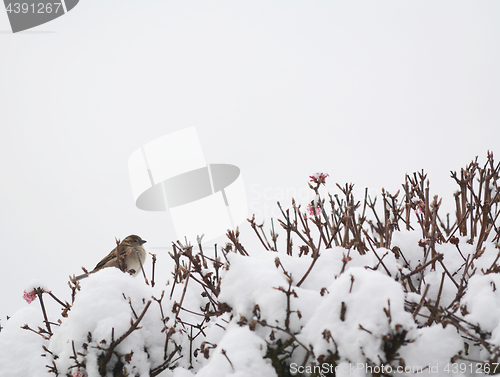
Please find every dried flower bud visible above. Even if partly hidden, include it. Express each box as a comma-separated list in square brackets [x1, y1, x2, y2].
[322, 329, 332, 341]
[249, 319, 257, 331]
[418, 238, 430, 247]
[299, 245, 310, 256]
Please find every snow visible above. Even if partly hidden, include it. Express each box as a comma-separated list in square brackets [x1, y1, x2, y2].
[48, 268, 166, 377]
[398, 325, 464, 376]
[194, 325, 277, 377]
[300, 267, 416, 364]
[462, 274, 500, 339]
[23, 279, 50, 293]
[1, 225, 500, 377]
[0, 307, 48, 377]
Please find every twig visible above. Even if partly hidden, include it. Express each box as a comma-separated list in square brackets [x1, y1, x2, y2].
[413, 284, 430, 320]
[296, 245, 321, 287]
[99, 300, 151, 375]
[136, 249, 149, 285]
[36, 288, 52, 335]
[150, 253, 157, 287]
[401, 253, 443, 279]
[221, 349, 234, 371]
[47, 292, 71, 310]
[248, 215, 269, 251]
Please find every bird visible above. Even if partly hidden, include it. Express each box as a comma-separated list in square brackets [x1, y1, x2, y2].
[75, 235, 147, 281]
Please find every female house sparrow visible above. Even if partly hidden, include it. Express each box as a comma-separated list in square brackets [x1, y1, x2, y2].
[75, 235, 147, 281]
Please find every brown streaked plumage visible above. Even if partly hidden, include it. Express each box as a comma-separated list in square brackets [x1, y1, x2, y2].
[75, 235, 147, 281]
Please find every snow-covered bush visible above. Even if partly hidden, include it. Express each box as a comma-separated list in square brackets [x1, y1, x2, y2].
[1, 152, 500, 377]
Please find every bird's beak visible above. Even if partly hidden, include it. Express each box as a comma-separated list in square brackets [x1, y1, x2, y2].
[141, 240, 147, 244]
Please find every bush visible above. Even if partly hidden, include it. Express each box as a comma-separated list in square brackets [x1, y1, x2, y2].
[4, 151, 500, 377]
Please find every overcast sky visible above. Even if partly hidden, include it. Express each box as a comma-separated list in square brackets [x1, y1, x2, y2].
[1, 0, 499, 318]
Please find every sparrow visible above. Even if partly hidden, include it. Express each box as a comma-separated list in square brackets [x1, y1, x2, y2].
[75, 235, 147, 281]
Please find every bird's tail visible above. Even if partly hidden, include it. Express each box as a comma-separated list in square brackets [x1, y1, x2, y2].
[75, 273, 88, 281]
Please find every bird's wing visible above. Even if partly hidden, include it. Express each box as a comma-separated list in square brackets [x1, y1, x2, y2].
[91, 248, 119, 272]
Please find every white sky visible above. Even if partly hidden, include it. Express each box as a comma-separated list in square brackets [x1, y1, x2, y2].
[1, 0, 499, 317]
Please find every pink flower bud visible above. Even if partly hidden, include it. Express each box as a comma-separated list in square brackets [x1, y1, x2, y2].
[309, 172, 329, 185]
[307, 203, 322, 216]
[22, 290, 37, 304]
